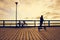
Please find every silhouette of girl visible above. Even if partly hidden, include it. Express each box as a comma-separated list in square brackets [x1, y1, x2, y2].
[40, 15, 44, 26]
[38, 15, 44, 31]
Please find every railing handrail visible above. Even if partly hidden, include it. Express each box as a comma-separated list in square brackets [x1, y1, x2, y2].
[0, 20, 60, 21]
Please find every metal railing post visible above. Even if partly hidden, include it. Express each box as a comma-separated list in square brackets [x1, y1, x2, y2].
[19, 20, 20, 27]
[34, 20, 36, 27]
[48, 20, 50, 27]
[3, 20, 5, 27]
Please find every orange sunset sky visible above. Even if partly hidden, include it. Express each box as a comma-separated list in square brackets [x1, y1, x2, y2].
[0, 0, 60, 20]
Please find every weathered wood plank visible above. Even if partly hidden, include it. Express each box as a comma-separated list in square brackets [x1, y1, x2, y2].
[0, 27, 60, 40]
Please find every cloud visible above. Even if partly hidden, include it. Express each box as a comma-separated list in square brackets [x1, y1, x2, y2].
[20, 0, 40, 4]
[0, 0, 60, 20]
[48, 0, 60, 10]
[44, 12, 60, 20]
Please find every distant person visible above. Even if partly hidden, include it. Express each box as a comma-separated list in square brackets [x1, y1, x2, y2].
[38, 15, 44, 31]
[22, 21, 27, 27]
[40, 15, 44, 26]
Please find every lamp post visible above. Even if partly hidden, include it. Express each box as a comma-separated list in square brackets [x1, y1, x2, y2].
[15, 2, 18, 27]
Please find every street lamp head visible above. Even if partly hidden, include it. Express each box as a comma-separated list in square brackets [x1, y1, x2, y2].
[15, 2, 18, 4]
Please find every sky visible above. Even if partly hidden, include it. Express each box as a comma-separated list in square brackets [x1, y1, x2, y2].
[0, 0, 60, 20]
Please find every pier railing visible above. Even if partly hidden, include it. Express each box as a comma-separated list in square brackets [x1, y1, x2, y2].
[0, 20, 60, 27]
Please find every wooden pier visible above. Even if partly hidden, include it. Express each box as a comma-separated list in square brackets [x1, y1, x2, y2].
[0, 27, 60, 40]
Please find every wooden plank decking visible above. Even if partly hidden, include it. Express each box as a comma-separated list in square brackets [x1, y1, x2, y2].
[0, 27, 60, 40]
